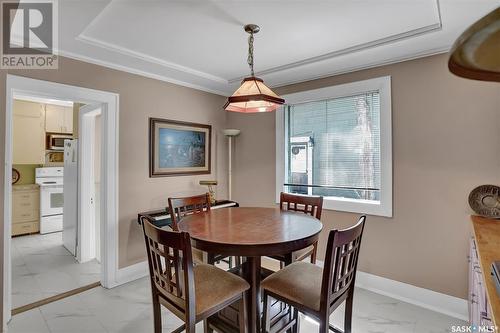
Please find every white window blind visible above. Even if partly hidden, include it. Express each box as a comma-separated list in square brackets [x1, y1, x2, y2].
[285, 92, 381, 202]
[278, 76, 392, 217]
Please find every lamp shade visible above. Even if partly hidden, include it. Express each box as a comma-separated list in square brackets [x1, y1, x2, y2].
[448, 7, 500, 82]
[224, 77, 285, 113]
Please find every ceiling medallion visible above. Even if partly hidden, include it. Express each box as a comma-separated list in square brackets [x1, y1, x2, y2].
[224, 24, 285, 113]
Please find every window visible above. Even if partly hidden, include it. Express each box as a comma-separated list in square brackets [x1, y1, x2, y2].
[276, 76, 392, 217]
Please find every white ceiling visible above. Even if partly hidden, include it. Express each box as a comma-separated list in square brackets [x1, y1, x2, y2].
[54, 0, 499, 96]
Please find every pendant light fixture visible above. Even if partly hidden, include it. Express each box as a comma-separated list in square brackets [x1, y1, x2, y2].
[224, 24, 285, 113]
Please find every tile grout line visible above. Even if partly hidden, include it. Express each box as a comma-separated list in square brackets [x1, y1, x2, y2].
[37, 307, 53, 333]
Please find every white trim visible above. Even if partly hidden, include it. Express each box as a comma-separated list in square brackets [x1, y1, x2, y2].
[78, 105, 102, 263]
[76, 35, 228, 85]
[355, 271, 468, 321]
[13, 94, 73, 107]
[58, 44, 450, 98]
[4, 75, 120, 329]
[314, 261, 468, 321]
[229, 2, 442, 83]
[39, 2, 448, 96]
[276, 76, 393, 217]
[268, 46, 449, 89]
[115, 261, 149, 286]
[58, 49, 229, 97]
[275, 106, 285, 203]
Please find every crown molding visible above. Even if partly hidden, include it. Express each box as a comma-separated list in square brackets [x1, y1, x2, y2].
[229, 0, 443, 83]
[74, 0, 443, 89]
[229, 24, 443, 84]
[57, 49, 230, 96]
[76, 34, 229, 85]
[270, 46, 450, 89]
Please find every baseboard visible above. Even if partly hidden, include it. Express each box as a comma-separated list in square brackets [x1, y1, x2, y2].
[115, 260, 148, 286]
[114, 259, 468, 321]
[355, 271, 468, 321]
[314, 260, 467, 321]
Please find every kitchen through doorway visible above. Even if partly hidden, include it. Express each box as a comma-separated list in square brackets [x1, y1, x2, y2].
[2, 74, 119, 330]
[10, 95, 102, 313]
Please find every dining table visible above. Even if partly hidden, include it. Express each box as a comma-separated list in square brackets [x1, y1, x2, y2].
[177, 207, 323, 333]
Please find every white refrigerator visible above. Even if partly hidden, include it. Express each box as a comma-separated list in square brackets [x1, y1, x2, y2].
[63, 139, 78, 256]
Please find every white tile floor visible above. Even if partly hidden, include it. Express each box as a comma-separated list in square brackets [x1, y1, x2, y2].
[7, 276, 466, 333]
[11, 232, 101, 308]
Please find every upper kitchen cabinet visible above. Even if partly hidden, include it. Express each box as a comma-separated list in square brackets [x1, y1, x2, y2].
[13, 100, 45, 164]
[45, 104, 73, 134]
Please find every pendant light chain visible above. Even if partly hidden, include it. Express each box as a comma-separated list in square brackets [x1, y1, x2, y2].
[224, 23, 285, 113]
[247, 32, 255, 77]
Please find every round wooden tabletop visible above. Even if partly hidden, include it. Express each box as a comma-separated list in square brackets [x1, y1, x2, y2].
[177, 207, 323, 257]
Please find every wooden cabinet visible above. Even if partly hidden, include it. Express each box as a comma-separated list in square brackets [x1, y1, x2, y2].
[12, 185, 40, 236]
[13, 100, 45, 164]
[45, 104, 73, 133]
[469, 237, 494, 326]
[470, 216, 500, 328]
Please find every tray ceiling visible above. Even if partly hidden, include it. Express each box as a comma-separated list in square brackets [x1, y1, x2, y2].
[54, 0, 500, 95]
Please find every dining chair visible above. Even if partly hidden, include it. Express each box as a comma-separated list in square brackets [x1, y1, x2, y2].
[141, 216, 249, 333]
[168, 193, 212, 230]
[272, 192, 323, 266]
[168, 193, 236, 267]
[261, 216, 366, 333]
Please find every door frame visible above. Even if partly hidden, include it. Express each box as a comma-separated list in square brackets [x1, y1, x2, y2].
[4, 75, 120, 326]
[78, 105, 102, 263]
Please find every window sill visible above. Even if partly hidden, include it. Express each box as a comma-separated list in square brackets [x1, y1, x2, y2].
[322, 196, 392, 217]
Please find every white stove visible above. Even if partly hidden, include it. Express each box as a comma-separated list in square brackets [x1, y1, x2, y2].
[35, 167, 64, 234]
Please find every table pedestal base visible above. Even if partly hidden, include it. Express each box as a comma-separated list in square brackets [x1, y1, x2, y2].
[207, 259, 297, 333]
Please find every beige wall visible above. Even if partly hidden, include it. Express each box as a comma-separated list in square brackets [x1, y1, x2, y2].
[227, 53, 500, 299]
[0, 57, 227, 325]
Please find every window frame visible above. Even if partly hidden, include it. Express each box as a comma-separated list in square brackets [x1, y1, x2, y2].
[276, 76, 392, 217]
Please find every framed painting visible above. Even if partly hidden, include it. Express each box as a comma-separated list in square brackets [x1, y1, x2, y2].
[149, 118, 211, 177]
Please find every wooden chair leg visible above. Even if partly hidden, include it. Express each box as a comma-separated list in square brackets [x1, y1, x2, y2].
[344, 292, 354, 333]
[291, 307, 299, 333]
[186, 322, 196, 333]
[262, 291, 271, 333]
[203, 319, 213, 333]
[239, 293, 248, 333]
[311, 242, 318, 264]
[152, 295, 162, 333]
[319, 319, 329, 333]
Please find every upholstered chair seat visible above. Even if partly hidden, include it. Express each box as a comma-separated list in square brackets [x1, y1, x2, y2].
[261, 261, 323, 312]
[192, 264, 249, 316]
[262, 216, 366, 333]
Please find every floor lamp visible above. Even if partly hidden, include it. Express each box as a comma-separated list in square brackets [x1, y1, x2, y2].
[223, 129, 241, 200]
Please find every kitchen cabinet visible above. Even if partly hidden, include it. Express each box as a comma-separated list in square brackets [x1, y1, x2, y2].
[12, 184, 40, 236]
[45, 104, 73, 133]
[469, 238, 494, 326]
[13, 100, 45, 164]
[470, 216, 500, 328]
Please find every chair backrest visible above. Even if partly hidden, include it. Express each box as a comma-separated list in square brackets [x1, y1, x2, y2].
[279, 192, 323, 219]
[320, 216, 366, 312]
[141, 215, 196, 321]
[168, 193, 211, 230]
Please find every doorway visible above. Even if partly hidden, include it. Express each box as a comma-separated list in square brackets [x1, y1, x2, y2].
[9, 96, 102, 314]
[4, 75, 119, 328]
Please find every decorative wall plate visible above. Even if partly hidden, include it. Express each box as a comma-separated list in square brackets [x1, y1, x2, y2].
[469, 185, 500, 218]
[12, 168, 20, 185]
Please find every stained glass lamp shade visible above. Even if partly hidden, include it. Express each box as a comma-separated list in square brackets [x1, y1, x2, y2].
[224, 77, 285, 113]
[225, 24, 285, 113]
